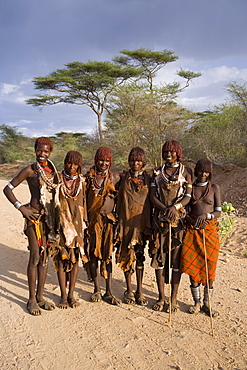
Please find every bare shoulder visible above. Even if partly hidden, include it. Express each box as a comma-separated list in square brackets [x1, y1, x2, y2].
[14, 164, 34, 179]
[211, 182, 221, 205]
[9, 164, 34, 187]
[211, 183, 220, 191]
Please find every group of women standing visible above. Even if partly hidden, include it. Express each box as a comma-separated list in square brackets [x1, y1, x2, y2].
[3, 137, 221, 318]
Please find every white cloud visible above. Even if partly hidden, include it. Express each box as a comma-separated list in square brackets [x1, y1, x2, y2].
[191, 66, 247, 89]
[0, 83, 19, 95]
[20, 78, 32, 86]
[3, 119, 31, 129]
[157, 62, 247, 89]
[18, 119, 32, 125]
[155, 63, 247, 111]
[0, 81, 31, 104]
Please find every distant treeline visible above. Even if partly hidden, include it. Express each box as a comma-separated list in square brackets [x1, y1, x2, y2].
[1, 80, 247, 170]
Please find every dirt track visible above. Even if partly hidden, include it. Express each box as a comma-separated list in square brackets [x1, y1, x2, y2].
[0, 179, 246, 370]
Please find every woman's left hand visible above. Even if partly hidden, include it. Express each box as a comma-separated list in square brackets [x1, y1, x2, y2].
[194, 214, 207, 229]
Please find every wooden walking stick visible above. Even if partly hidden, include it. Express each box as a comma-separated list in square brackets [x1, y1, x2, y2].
[202, 228, 214, 337]
[168, 222, 172, 327]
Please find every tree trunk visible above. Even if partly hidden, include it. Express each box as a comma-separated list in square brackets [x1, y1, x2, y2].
[97, 113, 103, 143]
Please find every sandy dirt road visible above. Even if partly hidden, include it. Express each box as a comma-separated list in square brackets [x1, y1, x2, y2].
[0, 179, 246, 370]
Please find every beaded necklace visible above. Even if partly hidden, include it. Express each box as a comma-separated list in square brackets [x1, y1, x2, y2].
[192, 181, 210, 204]
[62, 171, 80, 199]
[161, 163, 180, 183]
[39, 161, 52, 173]
[35, 159, 58, 192]
[129, 169, 144, 192]
[63, 171, 78, 181]
[91, 169, 108, 195]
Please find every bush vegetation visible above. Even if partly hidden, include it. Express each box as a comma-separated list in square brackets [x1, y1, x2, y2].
[1, 80, 247, 171]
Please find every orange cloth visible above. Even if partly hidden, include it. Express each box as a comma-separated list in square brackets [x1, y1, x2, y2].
[180, 219, 220, 285]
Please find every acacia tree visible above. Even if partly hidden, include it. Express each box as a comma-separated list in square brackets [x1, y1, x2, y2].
[104, 86, 194, 167]
[114, 48, 201, 92]
[105, 48, 201, 166]
[27, 61, 141, 142]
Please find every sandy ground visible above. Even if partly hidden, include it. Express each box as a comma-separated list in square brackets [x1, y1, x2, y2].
[0, 178, 246, 370]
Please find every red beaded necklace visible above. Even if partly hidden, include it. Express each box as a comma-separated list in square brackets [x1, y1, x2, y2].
[39, 161, 52, 173]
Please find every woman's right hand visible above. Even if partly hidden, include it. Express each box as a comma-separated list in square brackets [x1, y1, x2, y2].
[19, 205, 40, 221]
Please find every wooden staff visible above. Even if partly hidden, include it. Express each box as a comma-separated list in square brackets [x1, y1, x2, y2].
[202, 228, 214, 337]
[168, 222, 172, 327]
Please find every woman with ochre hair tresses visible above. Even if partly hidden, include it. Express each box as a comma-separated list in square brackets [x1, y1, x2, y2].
[3, 137, 59, 315]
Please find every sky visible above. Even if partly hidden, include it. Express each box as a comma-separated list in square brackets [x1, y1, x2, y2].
[1, 0, 247, 138]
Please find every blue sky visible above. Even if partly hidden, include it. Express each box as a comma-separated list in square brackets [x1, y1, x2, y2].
[1, 0, 247, 137]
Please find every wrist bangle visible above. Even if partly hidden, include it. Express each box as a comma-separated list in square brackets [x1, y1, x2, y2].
[174, 203, 183, 210]
[206, 213, 214, 220]
[14, 201, 22, 209]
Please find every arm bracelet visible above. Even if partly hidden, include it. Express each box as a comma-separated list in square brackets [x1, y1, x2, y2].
[174, 202, 183, 210]
[7, 182, 15, 190]
[14, 201, 22, 210]
[215, 207, 222, 211]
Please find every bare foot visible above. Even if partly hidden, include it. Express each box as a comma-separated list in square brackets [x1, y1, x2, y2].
[58, 299, 69, 309]
[91, 291, 102, 302]
[152, 300, 165, 311]
[68, 297, 80, 308]
[27, 301, 41, 316]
